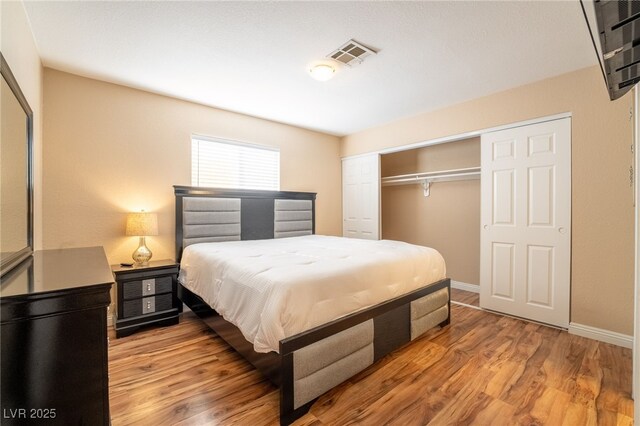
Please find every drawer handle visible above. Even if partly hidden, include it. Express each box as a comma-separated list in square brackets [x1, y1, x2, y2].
[147, 300, 151, 309]
[142, 279, 155, 295]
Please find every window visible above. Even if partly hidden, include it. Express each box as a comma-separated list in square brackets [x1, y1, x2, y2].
[191, 135, 280, 190]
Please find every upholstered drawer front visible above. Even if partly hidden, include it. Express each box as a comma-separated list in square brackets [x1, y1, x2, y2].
[410, 287, 449, 340]
[122, 276, 172, 300]
[411, 305, 449, 340]
[122, 293, 173, 318]
[293, 319, 374, 410]
[410, 287, 449, 320]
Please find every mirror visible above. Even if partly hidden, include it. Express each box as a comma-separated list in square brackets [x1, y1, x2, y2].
[1, 52, 33, 276]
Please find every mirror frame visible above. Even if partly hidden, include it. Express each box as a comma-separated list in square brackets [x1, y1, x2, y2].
[0, 51, 34, 277]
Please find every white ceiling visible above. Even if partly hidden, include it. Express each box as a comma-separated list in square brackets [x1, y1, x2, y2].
[23, 1, 597, 136]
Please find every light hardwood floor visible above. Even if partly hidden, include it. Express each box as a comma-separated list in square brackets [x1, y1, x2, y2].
[108, 305, 634, 425]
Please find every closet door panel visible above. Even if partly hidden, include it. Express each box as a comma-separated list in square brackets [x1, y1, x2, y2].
[342, 157, 361, 238]
[528, 166, 555, 227]
[480, 117, 570, 328]
[492, 169, 516, 226]
[342, 154, 380, 240]
[491, 242, 516, 300]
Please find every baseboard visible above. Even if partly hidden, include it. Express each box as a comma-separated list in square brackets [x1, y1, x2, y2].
[450, 280, 480, 293]
[568, 322, 633, 349]
[450, 300, 483, 310]
[449, 284, 632, 349]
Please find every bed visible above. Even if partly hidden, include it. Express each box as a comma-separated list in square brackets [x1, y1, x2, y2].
[174, 185, 451, 425]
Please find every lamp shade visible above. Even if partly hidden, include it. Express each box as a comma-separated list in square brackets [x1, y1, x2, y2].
[125, 212, 158, 236]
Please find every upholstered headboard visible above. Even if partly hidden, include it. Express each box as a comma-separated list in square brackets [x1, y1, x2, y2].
[174, 185, 316, 261]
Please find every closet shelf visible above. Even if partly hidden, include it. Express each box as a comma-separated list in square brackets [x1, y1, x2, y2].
[381, 166, 480, 197]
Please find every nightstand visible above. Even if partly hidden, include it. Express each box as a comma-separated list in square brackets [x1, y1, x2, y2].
[112, 259, 181, 338]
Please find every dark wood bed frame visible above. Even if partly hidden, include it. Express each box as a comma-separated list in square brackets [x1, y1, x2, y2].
[174, 185, 451, 425]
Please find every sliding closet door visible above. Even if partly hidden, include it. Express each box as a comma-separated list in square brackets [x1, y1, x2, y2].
[342, 154, 380, 240]
[480, 117, 571, 327]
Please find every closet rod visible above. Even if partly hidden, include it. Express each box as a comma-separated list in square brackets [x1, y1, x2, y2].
[381, 166, 480, 186]
[381, 166, 480, 197]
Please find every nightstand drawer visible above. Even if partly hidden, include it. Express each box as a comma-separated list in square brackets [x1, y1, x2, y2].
[122, 293, 173, 318]
[122, 276, 172, 299]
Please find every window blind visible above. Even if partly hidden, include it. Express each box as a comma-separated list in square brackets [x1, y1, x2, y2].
[191, 136, 280, 190]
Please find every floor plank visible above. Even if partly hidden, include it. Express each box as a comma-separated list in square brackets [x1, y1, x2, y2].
[450, 287, 480, 307]
[108, 305, 633, 425]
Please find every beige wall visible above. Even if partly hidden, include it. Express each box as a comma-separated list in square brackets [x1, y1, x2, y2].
[42, 69, 342, 267]
[344, 66, 635, 335]
[381, 138, 480, 285]
[1, 0, 43, 250]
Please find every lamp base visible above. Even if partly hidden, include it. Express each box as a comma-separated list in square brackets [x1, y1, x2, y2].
[132, 236, 153, 266]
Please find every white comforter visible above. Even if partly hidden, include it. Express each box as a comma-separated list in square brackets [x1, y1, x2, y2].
[178, 235, 446, 353]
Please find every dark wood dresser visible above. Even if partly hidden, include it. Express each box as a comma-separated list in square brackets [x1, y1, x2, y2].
[0, 247, 113, 425]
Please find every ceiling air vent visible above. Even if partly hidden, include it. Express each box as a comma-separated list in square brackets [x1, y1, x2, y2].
[327, 39, 377, 66]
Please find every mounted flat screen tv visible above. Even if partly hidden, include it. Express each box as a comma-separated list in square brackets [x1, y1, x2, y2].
[582, 0, 640, 100]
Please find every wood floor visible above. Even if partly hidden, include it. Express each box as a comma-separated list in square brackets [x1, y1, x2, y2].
[450, 287, 480, 307]
[108, 305, 634, 425]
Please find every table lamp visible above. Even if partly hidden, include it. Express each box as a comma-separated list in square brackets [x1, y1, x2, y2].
[126, 211, 158, 265]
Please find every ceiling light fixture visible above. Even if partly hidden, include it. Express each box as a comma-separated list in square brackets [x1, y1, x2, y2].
[309, 64, 335, 81]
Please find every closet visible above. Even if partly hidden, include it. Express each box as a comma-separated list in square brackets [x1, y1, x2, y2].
[342, 115, 572, 328]
[380, 138, 481, 289]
